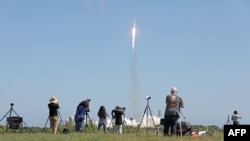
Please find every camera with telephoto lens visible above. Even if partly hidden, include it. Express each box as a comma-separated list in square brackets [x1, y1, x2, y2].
[116, 106, 125, 111]
[112, 106, 126, 118]
[80, 98, 91, 107]
[145, 96, 151, 100]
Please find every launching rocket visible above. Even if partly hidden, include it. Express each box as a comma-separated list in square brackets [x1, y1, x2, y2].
[132, 20, 136, 52]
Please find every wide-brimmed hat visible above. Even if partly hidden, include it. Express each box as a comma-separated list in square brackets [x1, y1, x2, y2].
[49, 96, 58, 103]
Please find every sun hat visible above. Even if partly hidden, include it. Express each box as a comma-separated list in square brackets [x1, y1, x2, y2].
[49, 96, 58, 103]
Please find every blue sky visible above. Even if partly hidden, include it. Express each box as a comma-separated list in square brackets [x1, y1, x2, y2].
[0, 0, 250, 128]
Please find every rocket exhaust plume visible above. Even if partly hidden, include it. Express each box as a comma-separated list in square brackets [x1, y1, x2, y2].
[132, 20, 136, 53]
[129, 19, 141, 121]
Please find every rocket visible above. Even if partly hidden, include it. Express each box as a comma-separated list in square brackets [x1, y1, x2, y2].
[132, 19, 136, 52]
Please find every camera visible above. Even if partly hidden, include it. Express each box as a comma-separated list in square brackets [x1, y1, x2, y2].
[145, 96, 151, 100]
[85, 98, 91, 103]
[115, 105, 125, 111]
[112, 106, 126, 118]
[79, 98, 91, 107]
[122, 106, 126, 111]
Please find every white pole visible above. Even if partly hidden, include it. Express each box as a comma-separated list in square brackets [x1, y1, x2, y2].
[179, 117, 182, 137]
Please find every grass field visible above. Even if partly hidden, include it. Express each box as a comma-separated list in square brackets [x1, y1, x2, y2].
[1, 126, 224, 141]
[0, 132, 223, 141]
[0, 124, 224, 141]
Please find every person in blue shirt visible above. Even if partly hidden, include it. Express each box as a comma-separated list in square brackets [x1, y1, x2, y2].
[74, 99, 90, 132]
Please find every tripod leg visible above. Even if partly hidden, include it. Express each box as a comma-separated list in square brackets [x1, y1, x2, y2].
[148, 107, 156, 127]
[123, 120, 130, 134]
[0, 110, 10, 122]
[136, 106, 147, 135]
[88, 114, 94, 128]
[107, 118, 115, 132]
[85, 113, 89, 127]
[43, 116, 50, 132]
[11, 109, 20, 117]
[147, 106, 157, 135]
[56, 111, 65, 133]
[58, 111, 64, 126]
[85, 113, 94, 133]
[122, 115, 130, 134]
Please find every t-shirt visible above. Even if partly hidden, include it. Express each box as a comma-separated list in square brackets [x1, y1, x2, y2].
[48, 102, 60, 117]
[111, 110, 124, 125]
[74, 105, 89, 120]
[164, 94, 184, 116]
[231, 114, 241, 121]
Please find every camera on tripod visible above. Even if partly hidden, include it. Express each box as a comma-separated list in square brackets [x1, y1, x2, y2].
[116, 105, 126, 111]
[145, 96, 151, 100]
[79, 98, 91, 108]
[10, 103, 14, 107]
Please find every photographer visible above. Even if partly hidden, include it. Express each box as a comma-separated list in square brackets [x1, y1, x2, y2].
[74, 99, 90, 132]
[164, 87, 184, 136]
[111, 106, 125, 134]
[231, 110, 242, 125]
[48, 96, 60, 134]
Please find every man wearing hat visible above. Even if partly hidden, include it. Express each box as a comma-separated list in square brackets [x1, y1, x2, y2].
[48, 96, 60, 134]
[163, 87, 184, 136]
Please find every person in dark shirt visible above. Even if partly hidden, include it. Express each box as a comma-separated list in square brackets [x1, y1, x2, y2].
[97, 105, 108, 134]
[111, 106, 124, 134]
[48, 96, 60, 134]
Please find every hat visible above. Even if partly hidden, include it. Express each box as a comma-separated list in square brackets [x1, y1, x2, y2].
[171, 87, 178, 92]
[49, 96, 58, 103]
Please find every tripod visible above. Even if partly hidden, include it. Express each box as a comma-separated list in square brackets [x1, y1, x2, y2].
[43, 110, 64, 132]
[226, 114, 231, 125]
[176, 109, 188, 137]
[136, 97, 156, 135]
[122, 113, 130, 133]
[84, 112, 95, 132]
[85, 112, 94, 127]
[0, 103, 19, 121]
[0, 103, 33, 133]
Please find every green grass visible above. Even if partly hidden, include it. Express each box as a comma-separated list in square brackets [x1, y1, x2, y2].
[0, 124, 224, 141]
[0, 132, 223, 141]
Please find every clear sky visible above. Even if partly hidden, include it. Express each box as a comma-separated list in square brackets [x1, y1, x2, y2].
[0, 0, 250, 128]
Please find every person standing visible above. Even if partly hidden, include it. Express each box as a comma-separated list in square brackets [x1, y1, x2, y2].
[97, 105, 108, 134]
[163, 87, 184, 136]
[48, 96, 60, 134]
[74, 100, 90, 132]
[231, 110, 242, 125]
[111, 106, 124, 134]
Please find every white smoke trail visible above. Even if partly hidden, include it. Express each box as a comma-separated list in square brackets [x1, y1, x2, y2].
[85, 0, 105, 15]
[130, 20, 141, 121]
